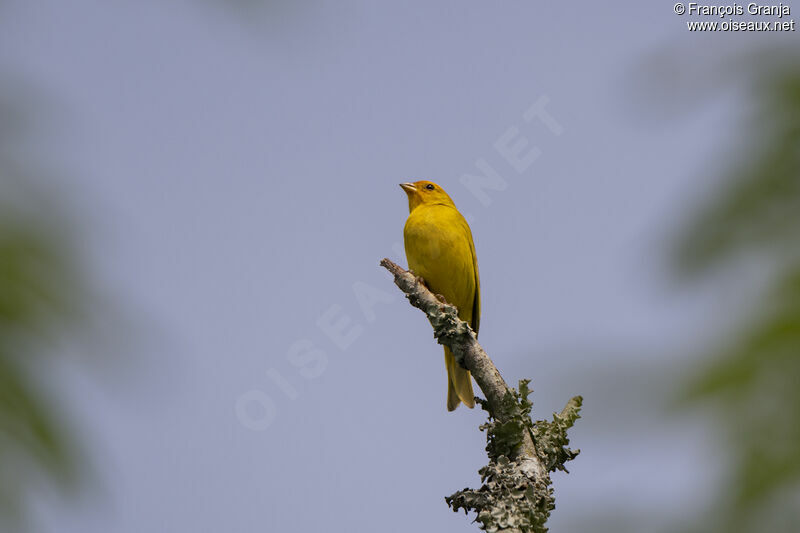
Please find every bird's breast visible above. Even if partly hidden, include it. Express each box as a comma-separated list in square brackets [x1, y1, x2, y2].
[403, 206, 476, 319]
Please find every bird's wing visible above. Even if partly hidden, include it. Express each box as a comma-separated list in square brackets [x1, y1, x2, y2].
[470, 236, 480, 336]
[459, 214, 480, 336]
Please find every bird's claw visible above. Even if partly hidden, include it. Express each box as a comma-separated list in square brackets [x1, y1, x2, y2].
[411, 272, 446, 303]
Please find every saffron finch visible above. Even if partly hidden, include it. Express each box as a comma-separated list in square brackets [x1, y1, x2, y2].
[400, 180, 479, 411]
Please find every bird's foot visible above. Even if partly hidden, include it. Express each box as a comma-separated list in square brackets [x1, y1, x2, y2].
[411, 274, 447, 304]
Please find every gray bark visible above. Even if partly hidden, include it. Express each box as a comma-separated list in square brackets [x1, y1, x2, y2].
[379, 258, 546, 481]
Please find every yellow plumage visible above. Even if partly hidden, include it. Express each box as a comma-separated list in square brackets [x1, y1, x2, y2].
[400, 180, 480, 411]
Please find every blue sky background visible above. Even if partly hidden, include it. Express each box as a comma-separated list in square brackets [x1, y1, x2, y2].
[1, 1, 795, 532]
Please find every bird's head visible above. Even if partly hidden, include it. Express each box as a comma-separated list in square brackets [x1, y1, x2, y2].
[399, 180, 456, 212]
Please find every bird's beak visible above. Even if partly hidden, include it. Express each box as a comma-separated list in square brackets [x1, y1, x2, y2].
[399, 182, 416, 194]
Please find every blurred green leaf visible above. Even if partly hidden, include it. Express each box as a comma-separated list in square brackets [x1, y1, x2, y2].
[675, 70, 800, 276]
[0, 72, 90, 530]
[0, 192, 86, 530]
[674, 52, 800, 532]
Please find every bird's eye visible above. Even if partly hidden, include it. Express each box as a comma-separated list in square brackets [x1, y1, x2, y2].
[425, 184, 435, 190]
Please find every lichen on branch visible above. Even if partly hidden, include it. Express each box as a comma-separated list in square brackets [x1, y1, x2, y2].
[380, 258, 583, 533]
[446, 382, 581, 533]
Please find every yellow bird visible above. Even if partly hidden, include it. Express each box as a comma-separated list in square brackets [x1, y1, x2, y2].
[400, 180, 479, 411]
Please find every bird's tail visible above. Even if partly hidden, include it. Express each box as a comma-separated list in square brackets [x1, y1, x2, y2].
[445, 347, 475, 411]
